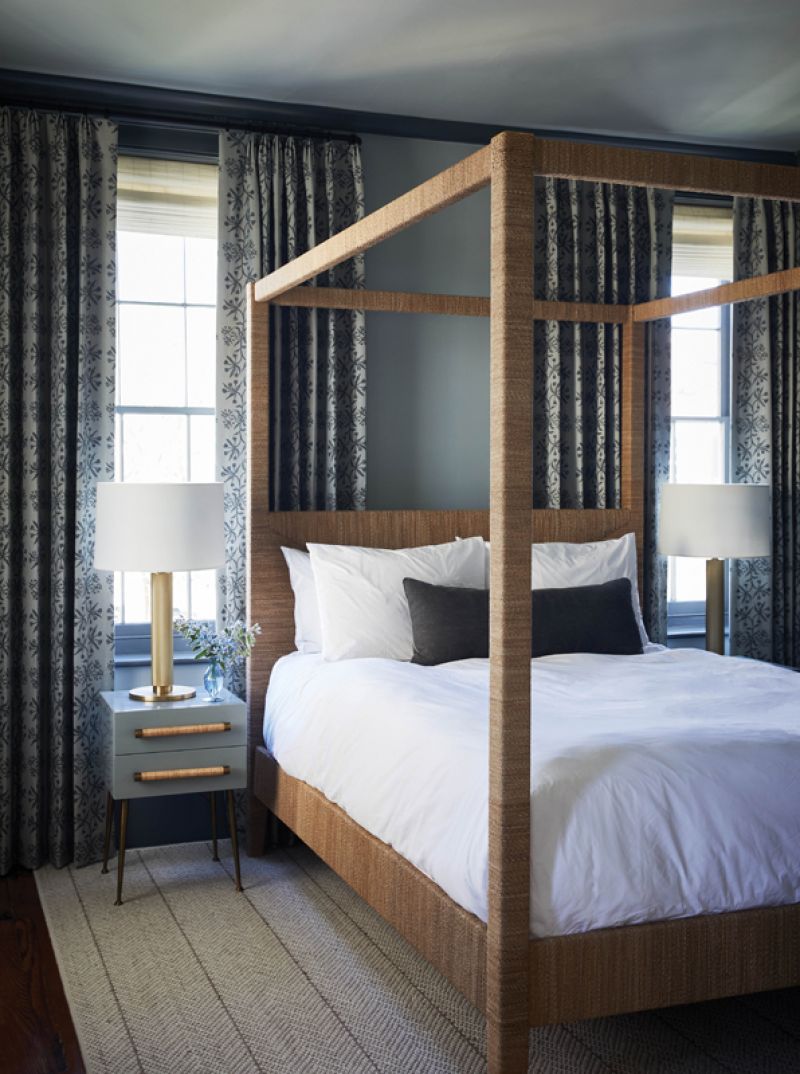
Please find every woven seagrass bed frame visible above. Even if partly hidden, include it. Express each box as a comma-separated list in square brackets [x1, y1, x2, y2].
[245, 133, 800, 1074]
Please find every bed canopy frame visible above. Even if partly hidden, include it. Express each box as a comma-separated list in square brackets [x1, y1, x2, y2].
[245, 132, 800, 1074]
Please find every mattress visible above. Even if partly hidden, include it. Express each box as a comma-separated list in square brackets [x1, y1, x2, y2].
[263, 648, 800, 938]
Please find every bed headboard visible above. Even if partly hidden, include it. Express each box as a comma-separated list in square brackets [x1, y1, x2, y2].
[246, 506, 640, 771]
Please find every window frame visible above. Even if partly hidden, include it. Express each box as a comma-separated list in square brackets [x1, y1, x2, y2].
[666, 287, 732, 637]
[113, 158, 219, 664]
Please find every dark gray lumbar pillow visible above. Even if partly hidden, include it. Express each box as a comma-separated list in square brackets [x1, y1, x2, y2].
[403, 576, 643, 665]
[403, 578, 490, 665]
[529, 576, 643, 658]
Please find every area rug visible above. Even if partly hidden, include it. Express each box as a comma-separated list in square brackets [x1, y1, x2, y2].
[35, 842, 800, 1074]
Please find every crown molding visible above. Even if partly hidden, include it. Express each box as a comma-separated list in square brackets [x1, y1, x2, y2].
[0, 67, 797, 166]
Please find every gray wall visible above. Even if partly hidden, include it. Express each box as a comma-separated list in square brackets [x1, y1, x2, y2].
[362, 135, 490, 510]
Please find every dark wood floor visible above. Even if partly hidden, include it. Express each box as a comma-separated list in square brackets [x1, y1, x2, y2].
[0, 870, 85, 1074]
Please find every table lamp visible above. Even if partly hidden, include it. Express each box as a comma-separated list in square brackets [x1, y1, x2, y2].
[658, 483, 770, 655]
[95, 482, 226, 701]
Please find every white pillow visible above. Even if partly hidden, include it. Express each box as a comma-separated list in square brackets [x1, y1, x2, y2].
[533, 533, 648, 646]
[309, 537, 487, 661]
[281, 547, 323, 654]
[477, 532, 648, 647]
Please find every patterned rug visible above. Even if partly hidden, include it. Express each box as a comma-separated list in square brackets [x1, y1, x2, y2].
[36, 842, 800, 1074]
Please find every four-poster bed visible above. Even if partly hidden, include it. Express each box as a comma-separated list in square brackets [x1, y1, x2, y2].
[244, 132, 800, 1074]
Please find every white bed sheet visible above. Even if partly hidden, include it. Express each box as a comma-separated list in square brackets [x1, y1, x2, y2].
[263, 648, 800, 938]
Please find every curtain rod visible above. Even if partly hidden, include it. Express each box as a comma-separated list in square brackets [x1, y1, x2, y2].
[116, 119, 360, 167]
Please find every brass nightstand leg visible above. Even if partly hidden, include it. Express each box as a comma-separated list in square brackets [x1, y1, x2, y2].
[210, 792, 219, 861]
[226, 790, 243, 892]
[115, 799, 129, 906]
[101, 792, 114, 874]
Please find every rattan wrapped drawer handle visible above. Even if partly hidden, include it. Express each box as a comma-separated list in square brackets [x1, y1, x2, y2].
[134, 765, 231, 783]
[134, 722, 231, 739]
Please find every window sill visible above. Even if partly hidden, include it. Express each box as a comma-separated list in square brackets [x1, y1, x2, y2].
[667, 625, 731, 640]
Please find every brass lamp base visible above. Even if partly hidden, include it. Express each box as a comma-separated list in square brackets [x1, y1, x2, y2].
[129, 684, 197, 703]
[705, 557, 725, 656]
[128, 571, 197, 703]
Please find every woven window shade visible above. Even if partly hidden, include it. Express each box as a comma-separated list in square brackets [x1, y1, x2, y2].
[673, 204, 733, 280]
[117, 156, 218, 239]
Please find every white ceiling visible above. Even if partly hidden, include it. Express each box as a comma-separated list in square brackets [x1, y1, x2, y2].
[2, 0, 799, 150]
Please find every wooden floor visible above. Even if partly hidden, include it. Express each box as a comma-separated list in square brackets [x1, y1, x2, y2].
[0, 869, 85, 1074]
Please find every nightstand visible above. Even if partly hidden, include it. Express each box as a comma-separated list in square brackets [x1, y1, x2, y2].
[99, 689, 246, 905]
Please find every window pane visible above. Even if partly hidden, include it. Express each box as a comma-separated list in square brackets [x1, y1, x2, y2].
[190, 569, 217, 621]
[123, 571, 150, 623]
[671, 329, 721, 417]
[186, 307, 216, 407]
[117, 569, 216, 625]
[172, 571, 190, 620]
[118, 232, 185, 303]
[115, 210, 219, 634]
[190, 414, 215, 481]
[671, 557, 707, 602]
[185, 238, 217, 305]
[114, 412, 123, 478]
[119, 305, 187, 407]
[672, 420, 725, 484]
[121, 413, 188, 482]
[671, 275, 722, 329]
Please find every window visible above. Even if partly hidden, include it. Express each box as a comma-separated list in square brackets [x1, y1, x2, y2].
[115, 157, 219, 652]
[668, 205, 734, 633]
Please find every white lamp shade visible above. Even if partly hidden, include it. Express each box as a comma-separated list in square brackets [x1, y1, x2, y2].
[94, 482, 226, 572]
[659, 483, 771, 559]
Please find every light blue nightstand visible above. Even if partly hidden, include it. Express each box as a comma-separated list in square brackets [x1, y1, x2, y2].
[99, 689, 246, 905]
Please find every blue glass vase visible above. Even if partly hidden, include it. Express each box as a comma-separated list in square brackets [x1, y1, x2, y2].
[203, 661, 225, 702]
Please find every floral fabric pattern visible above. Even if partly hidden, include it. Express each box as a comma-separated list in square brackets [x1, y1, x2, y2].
[0, 108, 117, 873]
[216, 132, 365, 687]
[533, 179, 673, 641]
[731, 199, 800, 664]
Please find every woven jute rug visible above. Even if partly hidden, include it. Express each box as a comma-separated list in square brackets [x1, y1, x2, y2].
[36, 842, 800, 1074]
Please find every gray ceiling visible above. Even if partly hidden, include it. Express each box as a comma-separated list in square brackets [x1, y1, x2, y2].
[2, 0, 799, 150]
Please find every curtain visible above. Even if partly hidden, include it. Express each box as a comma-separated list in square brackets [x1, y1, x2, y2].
[217, 131, 365, 682]
[533, 179, 674, 642]
[0, 108, 117, 873]
[731, 199, 800, 664]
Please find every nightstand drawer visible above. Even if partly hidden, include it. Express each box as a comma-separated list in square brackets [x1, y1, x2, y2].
[113, 744, 246, 799]
[110, 693, 245, 755]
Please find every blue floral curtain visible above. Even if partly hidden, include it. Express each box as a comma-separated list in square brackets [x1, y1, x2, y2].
[0, 108, 117, 873]
[533, 179, 674, 641]
[216, 131, 365, 686]
[731, 198, 800, 665]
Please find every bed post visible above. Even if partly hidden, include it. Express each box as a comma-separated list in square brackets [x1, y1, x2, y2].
[487, 131, 535, 1073]
[621, 312, 646, 594]
[246, 283, 271, 856]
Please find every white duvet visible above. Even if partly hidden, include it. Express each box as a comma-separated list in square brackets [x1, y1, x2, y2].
[263, 648, 800, 938]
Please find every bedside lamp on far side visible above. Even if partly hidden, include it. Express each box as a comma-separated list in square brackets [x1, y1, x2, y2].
[658, 483, 770, 655]
[95, 482, 225, 701]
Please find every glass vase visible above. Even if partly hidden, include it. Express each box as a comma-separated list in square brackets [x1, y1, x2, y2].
[203, 661, 225, 702]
